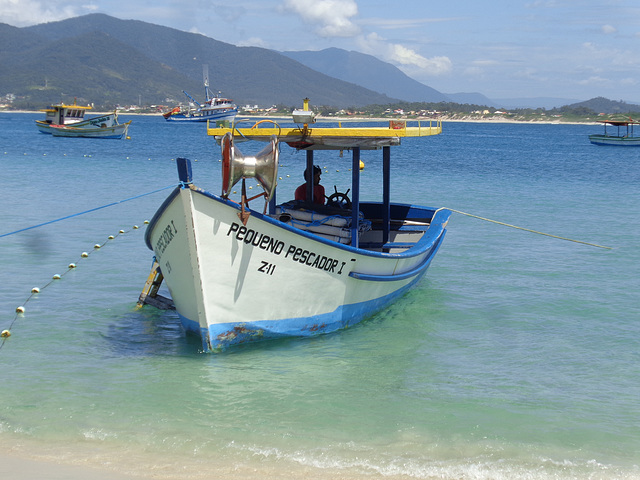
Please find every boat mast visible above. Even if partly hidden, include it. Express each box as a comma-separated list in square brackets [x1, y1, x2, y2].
[203, 64, 211, 102]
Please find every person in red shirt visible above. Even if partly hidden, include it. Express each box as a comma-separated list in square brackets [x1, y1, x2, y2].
[295, 165, 325, 205]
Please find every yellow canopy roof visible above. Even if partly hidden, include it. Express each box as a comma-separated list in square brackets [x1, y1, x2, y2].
[207, 118, 442, 150]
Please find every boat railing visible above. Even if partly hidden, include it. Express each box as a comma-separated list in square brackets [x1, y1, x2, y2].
[386, 118, 442, 135]
[332, 118, 442, 134]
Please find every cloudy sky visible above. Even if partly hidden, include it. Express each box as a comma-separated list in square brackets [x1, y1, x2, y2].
[2, 0, 640, 102]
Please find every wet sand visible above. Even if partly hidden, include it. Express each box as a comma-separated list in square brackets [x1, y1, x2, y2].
[0, 453, 140, 480]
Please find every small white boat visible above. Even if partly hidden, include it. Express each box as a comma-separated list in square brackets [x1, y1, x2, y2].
[143, 99, 450, 352]
[36, 102, 130, 139]
[589, 118, 640, 146]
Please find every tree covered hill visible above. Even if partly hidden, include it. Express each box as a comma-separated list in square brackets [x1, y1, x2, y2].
[559, 96, 640, 115]
[1, 13, 398, 109]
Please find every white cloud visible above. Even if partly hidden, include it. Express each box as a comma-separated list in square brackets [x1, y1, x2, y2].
[237, 37, 269, 48]
[360, 16, 461, 30]
[581, 42, 640, 68]
[282, 0, 360, 37]
[578, 76, 609, 86]
[463, 66, 484, 78]
[471, 59, 499, 67]
[282, 1, 452, 75]
[358, 32, 452, 75]
[602, 24, 617, 34]
[0, 0, 94, 26]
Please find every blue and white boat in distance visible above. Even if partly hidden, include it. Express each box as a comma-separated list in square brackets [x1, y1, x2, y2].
[589, 118, 640, 146]
[163, 66, 237, 123]
[162, 90, 238, 123]
[143, 99, 451, 352]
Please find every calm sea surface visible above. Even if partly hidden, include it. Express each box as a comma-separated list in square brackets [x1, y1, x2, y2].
[1, 113, 638, 479]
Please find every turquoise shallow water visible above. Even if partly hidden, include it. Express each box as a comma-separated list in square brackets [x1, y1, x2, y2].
[1, 113, 639, 479]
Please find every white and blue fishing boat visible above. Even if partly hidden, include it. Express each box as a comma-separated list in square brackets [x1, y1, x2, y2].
[142, 99, 450, 351]
[163, 66, 238, 123]
[162, 91, 238, 123]
[589, 118, 640, 146]
[36, 102, 130, 139]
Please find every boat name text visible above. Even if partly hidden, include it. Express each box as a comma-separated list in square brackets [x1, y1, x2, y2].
[227, 223, 285, 254]
[155, 221, 177, 259]
[227, 222, 346, 275]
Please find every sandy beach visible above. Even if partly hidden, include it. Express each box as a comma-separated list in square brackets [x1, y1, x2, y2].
[1, 109, 597, 125]
[0, 453, 140, 480]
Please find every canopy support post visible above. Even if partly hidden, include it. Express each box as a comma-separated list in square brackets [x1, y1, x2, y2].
[351, 147, 361, 247]
[382, 146, 391, 248]
[306, 149, 315, 203]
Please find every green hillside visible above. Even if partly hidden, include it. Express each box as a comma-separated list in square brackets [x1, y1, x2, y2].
[1, 14, 397, 110]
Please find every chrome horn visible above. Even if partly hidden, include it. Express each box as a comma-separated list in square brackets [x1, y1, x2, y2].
[221, 132, 279, 201]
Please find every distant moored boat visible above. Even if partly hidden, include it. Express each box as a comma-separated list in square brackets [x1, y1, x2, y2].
[35, 101, 130, 139]
[162, 65, 238, 124]
[589, 117, 640, 146]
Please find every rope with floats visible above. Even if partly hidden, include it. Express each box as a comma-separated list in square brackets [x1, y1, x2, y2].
[0, 185, 179, 350]
[437, 207, 612, 250]
[0, 221, 150, 351]
[0, 184, 176, 239]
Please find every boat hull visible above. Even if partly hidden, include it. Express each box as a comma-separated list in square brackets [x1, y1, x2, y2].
[589, 134, 640, 146]
[47, 122, 131, 139]
[145, 186, 449, 351]
[36, 112, 120, 135]
[164, 108, 238, 123]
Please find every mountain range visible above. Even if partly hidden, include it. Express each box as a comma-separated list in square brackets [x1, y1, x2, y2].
[281, 48, 451, 103]
[1, 14, 400, 109]
[0, 14, 634, 112]
[281, 50, 584, 110]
